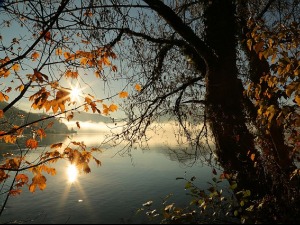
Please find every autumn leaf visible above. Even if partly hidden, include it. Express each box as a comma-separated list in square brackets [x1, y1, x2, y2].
[31, 52, 40, 61]
[33, 69, 44, 83]
[5, 87, 12, 93]
[15, 84, 24, 92]
[26, 138, 38, 149]
[93, 157, 101, 166]
[44, 31, 51, 42]
[11, 64, 20, 72]
[102, 56, 111, 66]
[109, 104, 118, 112]
[0, 110, 3, 118]
[16, 174, 29, 183]
[250, 153, 255, 161]
[95, 71, 101, 78]
[0, 92, 9, 102]
[135, 84, 142, 92]
[111, 65, 117, 72]
[55, 48, 62, 55]
[9, 189, 22, 196]
[37, 129, 46, 139]
[50, 142, 63, 149]
[119, 91, 128, 98]
[76, 121, 80, 129]
[295, 95, 300, 106]
[80, 57, 88, 65]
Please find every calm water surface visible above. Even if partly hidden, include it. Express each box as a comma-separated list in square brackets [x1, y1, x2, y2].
[0, 133, 220, 224]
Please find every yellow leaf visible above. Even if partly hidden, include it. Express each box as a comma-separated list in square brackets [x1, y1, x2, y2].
[11, 64, 20, 71]
[15, 84, 24, 92]
[135, 84, 142, 92]
[119, 91, 128, 98]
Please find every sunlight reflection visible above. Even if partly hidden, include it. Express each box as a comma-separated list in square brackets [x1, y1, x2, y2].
[67, 164, 78, 183]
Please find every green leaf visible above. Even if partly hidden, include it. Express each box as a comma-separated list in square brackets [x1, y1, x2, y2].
[234, 210, 238, 216]
[185, 182, 192, 189]
[230, 183, 237, 190]
[243, 190, 251, 198]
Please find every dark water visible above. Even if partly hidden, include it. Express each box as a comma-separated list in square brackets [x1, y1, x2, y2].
[0, 133, 220, 224]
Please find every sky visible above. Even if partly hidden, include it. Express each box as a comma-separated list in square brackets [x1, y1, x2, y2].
[0, 4, 129, 119]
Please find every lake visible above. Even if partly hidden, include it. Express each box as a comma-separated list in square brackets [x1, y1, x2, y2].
[0, 133, 223, 224]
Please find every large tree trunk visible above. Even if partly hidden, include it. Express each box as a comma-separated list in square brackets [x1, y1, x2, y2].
[204, 0, 268, 195]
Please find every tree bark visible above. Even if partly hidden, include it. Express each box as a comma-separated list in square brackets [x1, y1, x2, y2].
[204, 0, 267, 194]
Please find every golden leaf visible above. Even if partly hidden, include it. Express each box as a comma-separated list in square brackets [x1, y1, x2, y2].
[31, 52, 40, 61]
[11, 64, 20, 72]
[26, 138, 38, 149]
[119, 91, 128, 98]
[109, 104, 118, 112]
[56, 48, 62, 55]
[135, 84, 142, 92]
[295, 95, 300, 106]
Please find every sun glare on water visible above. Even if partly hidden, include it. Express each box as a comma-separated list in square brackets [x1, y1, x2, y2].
[67, 164, 78, 183]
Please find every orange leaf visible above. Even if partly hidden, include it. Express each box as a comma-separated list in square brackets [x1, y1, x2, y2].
[95, 71, 101, 78]
[11, 64, 20, 71]
[37, 129, 46, 139]
[103, 57, 111, 66]
[76, 121, 80, 129]
[9, 189, 22, 196]
[29, 183, 36, 193]
[119, 91, 128, 98]
[80, 57, 88, 65]
[0, 92, 9, 102]
[26, 138, 38, 149]
[56, 48, 62, 55]
[64, 52, 70, 59]
[135, 84, 142, 92]
[109, 104, 118, 112]
[31, 52, 40, 61]
[0, 110, 3, 118]
[16, 174, 29, 183]
[250, 153, 255, 161]
[50, 143, 63, 149]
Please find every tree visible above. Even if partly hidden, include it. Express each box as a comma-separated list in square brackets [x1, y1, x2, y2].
[0, 0, 299, 223]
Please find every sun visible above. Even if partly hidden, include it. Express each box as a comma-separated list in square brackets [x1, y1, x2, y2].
[70, 85, 81, 102]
